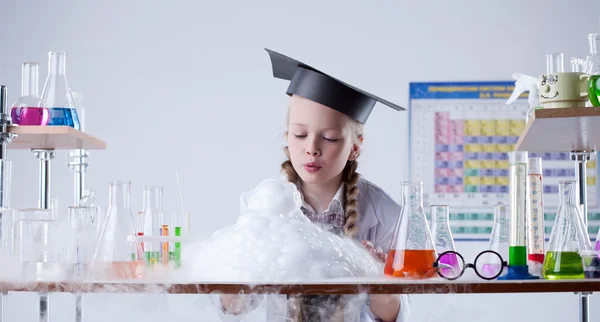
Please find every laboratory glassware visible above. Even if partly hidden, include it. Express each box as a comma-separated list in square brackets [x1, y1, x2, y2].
[10, 62, 49, 126]
[66, 206, 96, 277]
[433, 250, 508, 280]
[90, 180, 144, 279]
[384, 182, 437, 279]
[499, 151, 538, 280]
[546, 53, 564, 74]
[38, 51, 80, 130]
[171, 211, 190, 268]
[595, 225, 600, 251]
[79, 188, 101, 235]
[430, 205, 460, 276]
[71, 91, 85, 132]
[488, 205, 510, 262]
[543, 180, 592, 279]
[527, 157, 545, 277]
[142, 185, 164, 265]
[585, 33, 600, 75]
[579, 250, 600, 279]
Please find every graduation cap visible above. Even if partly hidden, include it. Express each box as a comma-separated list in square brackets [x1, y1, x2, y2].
[265, 48, 404, 124]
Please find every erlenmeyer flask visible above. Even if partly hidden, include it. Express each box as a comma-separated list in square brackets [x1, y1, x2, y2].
[142, 185, 164, 265]
[487, 205, 510, 277]
[38, 51, 80, 130]
[595, 226, 600, 251]
[384, 182, 437, 279]
[542, 180, 592, 279]
[91, 181, 144, 279]
[430, 205, 460, 275]
[585, 33, 600, 74]
[10, 62, 49, 126]
[79, 189, 101, 236]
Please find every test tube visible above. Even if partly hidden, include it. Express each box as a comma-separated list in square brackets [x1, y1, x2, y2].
[571, 57, 583, 72]
[527, 157, 545, 277]
[159, 212, 171, 265]
[172, 212, 190, 268]
[546, 53, 564, 74]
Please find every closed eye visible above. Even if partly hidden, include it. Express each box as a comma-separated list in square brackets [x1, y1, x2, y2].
[293, 134, 306, 139]
[323, 137, 339, 142]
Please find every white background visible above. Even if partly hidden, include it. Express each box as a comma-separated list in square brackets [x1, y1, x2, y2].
[1, 0, 600, 321]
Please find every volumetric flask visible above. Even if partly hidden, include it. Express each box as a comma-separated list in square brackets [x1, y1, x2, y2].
[384, 182, 437, 279]
[543, 180, 592, 280]
[430, 205, 460, 276]
[433, 250, 508, 280]
[91, 181, 144, 279]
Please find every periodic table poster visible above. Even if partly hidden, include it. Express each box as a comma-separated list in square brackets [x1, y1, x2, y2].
[409, 81, 600, 241]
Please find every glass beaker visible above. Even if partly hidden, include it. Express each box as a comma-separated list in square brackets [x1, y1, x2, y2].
[384, 182, 437, 279]
[90, 180, 144, 279]
[527, 157, 545, 276]
[38, 51, 80, 130]
[10, 62, 49, 126]
[543, 180, 592, 279]
[142, 185, 164, 265]
[546, 53, 564, 74]
[65, 206, 96, 278]
[430, 205, 460, 275]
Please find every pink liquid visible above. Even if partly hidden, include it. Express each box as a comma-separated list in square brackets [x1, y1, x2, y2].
[594, 240, 600, 251]
[11, 107, 50, 125]
[481, 263, 504, 278]
[438, 252, 461, 277]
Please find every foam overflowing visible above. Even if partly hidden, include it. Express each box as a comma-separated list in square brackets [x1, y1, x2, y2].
[183, 178, 383, 282]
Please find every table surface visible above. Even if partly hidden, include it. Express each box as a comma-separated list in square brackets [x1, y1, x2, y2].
[1, 277, 598, 295]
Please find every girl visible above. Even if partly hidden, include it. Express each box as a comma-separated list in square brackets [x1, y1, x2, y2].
[215, 49, 410, 322]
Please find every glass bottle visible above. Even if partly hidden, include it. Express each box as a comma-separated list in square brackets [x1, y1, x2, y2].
[384, 182, 437, 279]
[430, 205, 460, 275]
[90, 181, 144, 279]
[79, 188, 101, 236]
[542, 181, 593, 279]
[38, 51, 80, 130]
[527, 157, 545, 277]
[11, 62, 49, 126]
[585, 33, 600, 75]
[142, 185, 164, 266]
[487, 205, 510, 277]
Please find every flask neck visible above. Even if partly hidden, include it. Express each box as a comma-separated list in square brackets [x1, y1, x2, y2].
[559, 181, 577, 206]
[48, 52, 68, 77]
[143, 186, 164, 211]
[21, 63, 39, 98]
[109, 181, 131, 208]
[589, 34, 598, 55]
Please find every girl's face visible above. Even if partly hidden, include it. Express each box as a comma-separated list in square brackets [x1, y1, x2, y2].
[287, 95, 360, 185]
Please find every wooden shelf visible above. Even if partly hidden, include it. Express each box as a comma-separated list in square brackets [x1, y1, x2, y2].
[6, 126, 107, 150]
[0, 279, 599, 295]
[515, 107, 600, 152]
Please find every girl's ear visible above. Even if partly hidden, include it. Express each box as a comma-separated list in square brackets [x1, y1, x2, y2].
[348, 137, 363, 161]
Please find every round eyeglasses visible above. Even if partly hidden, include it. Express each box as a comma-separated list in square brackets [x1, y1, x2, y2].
[432, 250, 508, 280]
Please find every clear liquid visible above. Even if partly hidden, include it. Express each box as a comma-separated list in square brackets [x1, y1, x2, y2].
[528, 174, 545, 256]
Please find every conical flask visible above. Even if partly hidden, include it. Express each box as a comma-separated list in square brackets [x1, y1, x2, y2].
[542, 180, 592, 280]
[487, 205, 510, 277]
[38, 51, 80, 130]
[10, 62, 49, 126]
[90, 181, 144, 279]
[430, 205, 460, 275]
[384, 182, 437, 279]
[595, 225, 600, 251]
[141, 185, 164, 266]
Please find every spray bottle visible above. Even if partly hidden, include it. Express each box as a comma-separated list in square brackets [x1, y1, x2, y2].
[506, 73, 540, 123]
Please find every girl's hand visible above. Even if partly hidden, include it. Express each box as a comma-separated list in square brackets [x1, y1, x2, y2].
[362, 240, 387, 263]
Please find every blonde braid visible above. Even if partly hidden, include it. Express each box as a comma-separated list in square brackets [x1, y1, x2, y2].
[281, 146, 300, 184]
[342, 160, 360, 238]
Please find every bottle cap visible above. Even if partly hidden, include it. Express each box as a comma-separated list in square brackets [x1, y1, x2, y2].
[528, 157, 542, 175]
[508, 151, 528, 164]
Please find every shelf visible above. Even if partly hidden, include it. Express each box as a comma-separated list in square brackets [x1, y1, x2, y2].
[0, 278, 598, 295]
[515, 107, 600, 153]
[6, 126, 107, 150]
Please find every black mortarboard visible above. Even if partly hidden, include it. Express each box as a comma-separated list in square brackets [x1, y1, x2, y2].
[265, 48, 404, 124]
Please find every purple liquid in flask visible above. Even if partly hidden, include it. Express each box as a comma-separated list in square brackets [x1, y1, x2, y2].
[11, 107, 50, 126]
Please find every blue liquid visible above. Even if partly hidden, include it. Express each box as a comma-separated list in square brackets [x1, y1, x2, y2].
[47, 108, 80, 130]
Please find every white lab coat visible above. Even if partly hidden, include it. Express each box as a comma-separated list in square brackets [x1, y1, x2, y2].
[211, 176, 411, 322]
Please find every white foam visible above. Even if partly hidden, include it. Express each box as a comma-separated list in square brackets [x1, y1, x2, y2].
[183, 178, 383, 282]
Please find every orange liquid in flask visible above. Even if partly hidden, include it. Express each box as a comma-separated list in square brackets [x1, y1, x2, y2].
[384, 249, 437, 279]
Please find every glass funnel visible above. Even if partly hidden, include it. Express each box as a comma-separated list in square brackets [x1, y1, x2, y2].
[384, 182, 437, 279]
[11, 62, 49, 126]
[38, 51, 80, 130]
[542, 181, 592, 279]
[430, 205, 460, 275]
[90, 181, 144, 279]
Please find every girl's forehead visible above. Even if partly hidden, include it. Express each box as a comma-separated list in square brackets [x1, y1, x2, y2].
[289, 96, 348, 128]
